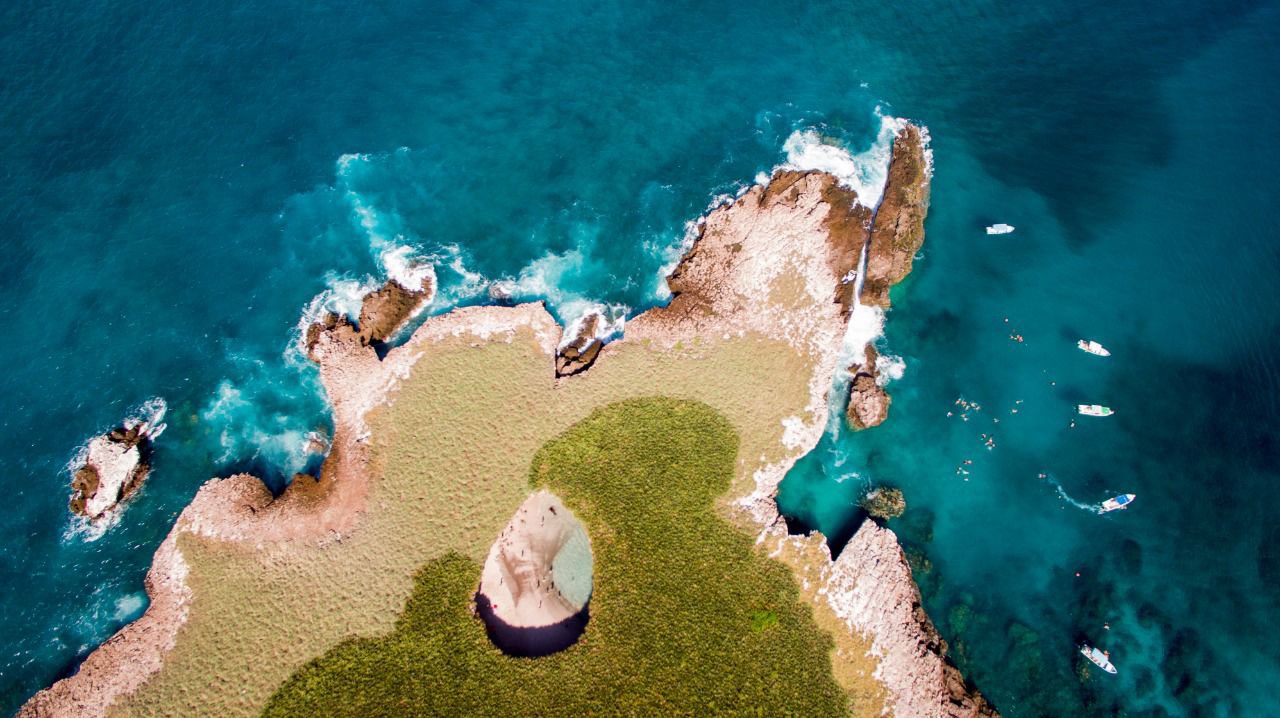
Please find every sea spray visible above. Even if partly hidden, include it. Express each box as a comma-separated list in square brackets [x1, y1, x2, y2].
[779, 112, 914, 437]
[781, 108, 909, 209]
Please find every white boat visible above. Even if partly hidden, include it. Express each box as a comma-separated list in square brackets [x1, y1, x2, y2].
[1080, 644, 1117, 674]
[986, 223, 1015, 235]
[1077, 339, 1111, 357]
[1099, 493, 1135, 513]
[1077, 404, 1114, 417]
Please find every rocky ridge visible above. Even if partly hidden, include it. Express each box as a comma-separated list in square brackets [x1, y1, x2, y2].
[843, 123, 929, 432]
[860, 123, 931, 308]
[826, 521, 998, 718]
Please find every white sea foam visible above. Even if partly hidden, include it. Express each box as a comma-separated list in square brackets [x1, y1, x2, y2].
[781, 107, 910, 209]
[112, 593, 146, 622]
[201, 380, 319, 477]
[649, 218, 703, 300]
[557, 301, 628, 348]
[1048, 474, 1103, 514]
[292, 273, 381, 357]
[875, 353, 906, 386]
[336, 152, 440, 297]
[379, 244, 436, 291]
[498, 249, 631, 338]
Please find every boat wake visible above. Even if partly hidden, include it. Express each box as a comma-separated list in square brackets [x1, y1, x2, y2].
[1046, 474, 1101, 514]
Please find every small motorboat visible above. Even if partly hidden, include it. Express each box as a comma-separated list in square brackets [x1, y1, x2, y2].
[1099, 493, 1135, 513]
[1080, 644, 1118, 674]
[1077, 404, 1114, 417]
[986, 223, 1015, 235]
[1077, 339, 1111, 356]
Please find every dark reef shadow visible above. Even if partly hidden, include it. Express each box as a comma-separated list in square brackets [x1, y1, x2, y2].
[474, 591, 590, 658]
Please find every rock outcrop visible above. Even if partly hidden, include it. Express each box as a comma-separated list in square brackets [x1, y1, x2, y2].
[555, 312, 604, 377]
[825, 521, 998, 718]
[861, 124, 931, 308]
[846, 345, 891, 431]
[860, 486, 906, 520]
[356, 274, 434, 345]
[69, 420, 157, 521]
[302, 273, 435, 359]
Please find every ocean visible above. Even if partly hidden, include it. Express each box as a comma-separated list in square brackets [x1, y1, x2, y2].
[1, 1, 1277, 715]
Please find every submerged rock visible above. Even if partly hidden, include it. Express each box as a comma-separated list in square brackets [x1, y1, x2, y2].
[69, 419, 158, 521]
[477, 490, 592, 656]
[861, 124, 931, 307]
[555, 312, 604, 377]
[860, 486, 906, 520]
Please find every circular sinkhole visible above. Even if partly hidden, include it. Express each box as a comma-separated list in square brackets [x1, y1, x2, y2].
[475, 490, 593, 657]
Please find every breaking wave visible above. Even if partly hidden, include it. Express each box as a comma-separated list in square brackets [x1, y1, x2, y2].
[203, 105, 922, 487]
[781, 107, 910, 209]
[200, 375, 327, 482]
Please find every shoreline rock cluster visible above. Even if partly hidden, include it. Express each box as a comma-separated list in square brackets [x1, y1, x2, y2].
[304, 272, 435, 357]
[830, 521, 998, 718]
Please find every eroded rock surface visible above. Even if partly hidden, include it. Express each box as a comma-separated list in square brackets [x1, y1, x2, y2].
[847, 345, 890, 431]
[826, 520, 997, 718]
[861, 124, 931, 307]
[357, 275, 434, 345]
[303, 274, 434, 360]
[555, 312, 604, 377]
[69, 421, 156, 521]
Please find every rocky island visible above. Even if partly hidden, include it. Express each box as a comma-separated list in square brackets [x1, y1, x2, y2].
[23, 124, 994, 717]
[68, 407, 164, 524]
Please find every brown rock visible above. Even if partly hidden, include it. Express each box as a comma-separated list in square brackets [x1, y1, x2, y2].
[304, 312, 350, 358]
[861, 124, 931, 307]
[555, 313, 604, 377]
[69, 423, 155, 520]
[847, 345, 890, 430]
[820, 179, 875, 315]
[357, 275, 434, 346]
[848, 374, 891, 431]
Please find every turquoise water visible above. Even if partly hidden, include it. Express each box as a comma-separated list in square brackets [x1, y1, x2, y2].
[1, 1, 1277, 715]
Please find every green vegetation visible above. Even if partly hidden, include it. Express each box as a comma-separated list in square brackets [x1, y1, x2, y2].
[264, 398, 847, 717]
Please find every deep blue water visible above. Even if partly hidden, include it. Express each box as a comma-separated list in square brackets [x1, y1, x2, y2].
[2, 1, 1277, 715]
